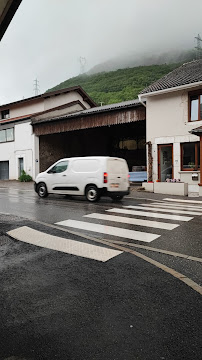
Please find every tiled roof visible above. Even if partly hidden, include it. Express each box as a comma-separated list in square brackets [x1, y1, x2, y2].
[140, 60, 202, 95]
[75, 99, 141, 114]
[31, 99, 142, 124]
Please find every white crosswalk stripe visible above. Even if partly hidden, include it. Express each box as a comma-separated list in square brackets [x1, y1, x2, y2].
[124, 205, 202, 216]
[106, 208, 193, 221]
[163, 198, 202, 205]
[143, 202, 202, 211]
[84, 212, 179, 230]
[56, 219, 160, 242]
[54, 198, 201, 246]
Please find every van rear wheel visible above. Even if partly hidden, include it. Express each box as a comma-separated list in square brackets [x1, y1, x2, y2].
[85, 185, 100, 202]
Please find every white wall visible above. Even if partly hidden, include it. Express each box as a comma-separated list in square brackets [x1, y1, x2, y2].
[147, 89, 202, 142]
[10, 100, 44, 118]
[0, 121, 36, 180]
[44, 91, 91, 111]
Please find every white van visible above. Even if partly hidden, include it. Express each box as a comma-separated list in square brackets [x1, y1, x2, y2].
[34, 156, 130, 202]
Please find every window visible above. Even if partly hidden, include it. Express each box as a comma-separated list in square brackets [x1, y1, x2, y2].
[48, 160, 68, 173]
[181, 142, 200, 170]
[117, 137, 146, 150]
[6, 128, 14, 141]
[0, 128, 14, 143]
[1, 109, 10, 120]
[189, 92, 202, 122]
[119, 139, 137, 150]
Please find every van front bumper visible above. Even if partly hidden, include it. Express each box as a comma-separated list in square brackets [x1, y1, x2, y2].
[34, 182, 37, 193]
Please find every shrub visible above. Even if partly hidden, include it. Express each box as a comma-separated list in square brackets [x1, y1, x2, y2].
[19, 170, 33, 182]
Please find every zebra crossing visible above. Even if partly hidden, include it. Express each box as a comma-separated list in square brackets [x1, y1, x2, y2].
[8, 197, 202, 263]
[56, 198, 202, 244]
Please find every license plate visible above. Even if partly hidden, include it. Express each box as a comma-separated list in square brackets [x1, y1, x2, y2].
[110, 183, 119, 188]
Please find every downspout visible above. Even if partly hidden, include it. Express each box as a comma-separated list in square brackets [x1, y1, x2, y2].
[199, 136, 202, 187]
[138, 94, 146, 108]
[138, 94, 153, 182]
[189, 129, 202, 187]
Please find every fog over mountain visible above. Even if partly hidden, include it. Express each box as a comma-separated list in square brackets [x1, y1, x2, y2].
[0, 0, 201, 104]
[87, 49, 196, 75]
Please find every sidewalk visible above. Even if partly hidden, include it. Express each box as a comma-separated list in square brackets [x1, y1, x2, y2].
[0, 179, 34, 190]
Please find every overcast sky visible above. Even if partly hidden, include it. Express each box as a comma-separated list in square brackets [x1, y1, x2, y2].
[0, 0, 202, 104]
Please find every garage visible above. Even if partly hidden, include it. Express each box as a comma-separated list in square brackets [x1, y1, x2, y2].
[32, 100, 146, 172]
[0, 161, 9, 179]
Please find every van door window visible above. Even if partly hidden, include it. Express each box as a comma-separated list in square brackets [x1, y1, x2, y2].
[48, 161, 68, 173]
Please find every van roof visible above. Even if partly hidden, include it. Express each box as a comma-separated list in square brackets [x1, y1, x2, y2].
[57, 156, 125, 161]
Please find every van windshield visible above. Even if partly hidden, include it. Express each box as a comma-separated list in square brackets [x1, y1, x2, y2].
[48, 160, 68, 173]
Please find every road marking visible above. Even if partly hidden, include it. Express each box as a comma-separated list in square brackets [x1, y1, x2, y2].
[7, 226, 122, 262]
[145, 202, 202, 211]
[164, 198, 202, 204]
[56, 219, 160, 242]
[102, 240, 202, 263]
[84, 213, 179, 230]
[107, 208, 193, 221]
[21, 218, 202, 295]
[101, 241, 202, 296]
[125, 205, 202, 216]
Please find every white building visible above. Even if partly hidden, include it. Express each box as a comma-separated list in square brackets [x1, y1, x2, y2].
[0, 87, 96, 180]
[139, 59, 202, 196]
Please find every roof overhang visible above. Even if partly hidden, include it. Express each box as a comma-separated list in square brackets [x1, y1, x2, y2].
[0, 0, 22, 41]
[190, 127, 202, 136]
[0, 85, 97, 109]
[139, 81, 202, 101]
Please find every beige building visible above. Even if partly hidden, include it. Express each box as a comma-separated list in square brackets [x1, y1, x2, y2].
[0, 86, 95, 179]
[139, 60, 202, 196]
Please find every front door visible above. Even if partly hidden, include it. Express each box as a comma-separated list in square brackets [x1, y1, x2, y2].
[158, 144, 173, 182]
[0, 161, 9, 180]
[19, 158, 24, 177]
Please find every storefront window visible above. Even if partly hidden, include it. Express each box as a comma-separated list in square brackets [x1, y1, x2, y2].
[181, 142, 200, 170]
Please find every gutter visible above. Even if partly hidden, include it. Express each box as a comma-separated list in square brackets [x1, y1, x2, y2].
[139, 80, 202, 98]
[138, 94, 146, 108]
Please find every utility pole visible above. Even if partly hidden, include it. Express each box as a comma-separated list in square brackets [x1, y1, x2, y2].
[33, 79, 40, 96]
[195, 34, 202, 59]
[79, 57, 86, 74]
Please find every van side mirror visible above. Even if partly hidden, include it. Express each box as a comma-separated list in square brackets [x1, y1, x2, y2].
[48, 169, 56, 174]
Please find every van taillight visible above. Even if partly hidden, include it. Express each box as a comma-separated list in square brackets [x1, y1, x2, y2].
[103, 172, 108, 183]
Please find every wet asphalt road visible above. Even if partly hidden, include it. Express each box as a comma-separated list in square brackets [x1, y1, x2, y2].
[0, 182, 202, 359]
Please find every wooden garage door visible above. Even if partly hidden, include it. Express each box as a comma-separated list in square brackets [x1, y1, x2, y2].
[0, 161, 9, 180]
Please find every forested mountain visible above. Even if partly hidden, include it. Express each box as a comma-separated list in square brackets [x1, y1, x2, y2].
[46, 62, 184, 105]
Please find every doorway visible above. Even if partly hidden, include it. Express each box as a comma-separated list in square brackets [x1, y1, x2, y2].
[18, 158, 24, 177]
[158, 144, 173, 181]
[0, 161, 9, 180]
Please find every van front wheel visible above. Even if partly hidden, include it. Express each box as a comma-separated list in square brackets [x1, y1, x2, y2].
[85, 185, 100, 202]
[37, 182, 48, 198]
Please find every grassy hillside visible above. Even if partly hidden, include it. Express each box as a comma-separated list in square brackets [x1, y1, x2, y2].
[47, 63, 182, 105]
